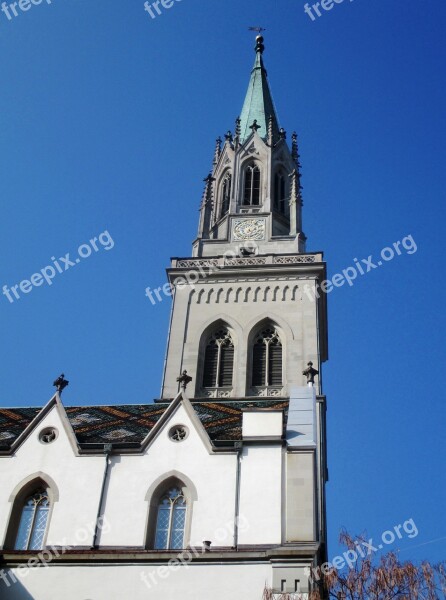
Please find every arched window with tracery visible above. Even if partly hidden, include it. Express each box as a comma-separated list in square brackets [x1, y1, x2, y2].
[243, 164, 261, 206]
[14, 488, 50, 550]
[221, 173, 231, 217]
[274, 172, 287, 214]
[154, 487, 186, 550]
[202, 327, 234, 388]
[252, 327, 283, 387]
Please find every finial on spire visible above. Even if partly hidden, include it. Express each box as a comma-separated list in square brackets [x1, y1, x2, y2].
[255, 35, 265, 54]
[248, 27, 266, 54]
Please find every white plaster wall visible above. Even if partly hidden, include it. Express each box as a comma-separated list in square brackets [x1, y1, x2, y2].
[0, 406, 105, 549]
[238, 445, 282, 545]
[99, 403, 238, 548]
[0, 563, 274, 600]
[242, 411, 283, 438]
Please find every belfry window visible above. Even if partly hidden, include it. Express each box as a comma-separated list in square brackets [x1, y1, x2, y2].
[203, 328, 234, 388]
[274, 172, 287, 214]
[14, 488, 50, 550]
[243, 164, 261, 206]
[221, 174, 231, 216]
[252, 327, 283, 387]
[154, 487, 186, 550]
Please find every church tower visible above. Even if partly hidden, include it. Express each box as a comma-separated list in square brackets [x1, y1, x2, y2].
[162, 36, 328, 403]
[160, 34, 329, 590]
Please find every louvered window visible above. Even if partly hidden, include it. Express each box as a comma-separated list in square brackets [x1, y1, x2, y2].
[252, 327, 282, 387]
[14, 489, 50, 550]
[154, 487, 186, 550]
[221, 174, 231, 216]
[274, 172, 287, 214]
[243, 164, 261, 206]
[202, 328, 234, 388]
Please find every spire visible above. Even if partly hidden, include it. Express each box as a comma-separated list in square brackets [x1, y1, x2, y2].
[238, 36, 280, 143]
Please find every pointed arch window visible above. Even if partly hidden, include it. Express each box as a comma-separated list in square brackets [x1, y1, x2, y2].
[252, 327, 283, 387]
[154, 487, 186, 550]
[203, 328, 234, 388]
[14, 488, 50, 550]
[274, 172, 287, 214]
[243, 164, 261, 206]
[221, 173, 231, 217]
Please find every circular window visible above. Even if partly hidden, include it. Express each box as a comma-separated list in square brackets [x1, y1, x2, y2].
[39, 427, 58, 444]
[168, 425, 189, 442]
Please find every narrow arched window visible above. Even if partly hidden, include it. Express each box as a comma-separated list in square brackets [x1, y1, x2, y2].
[14, 488, 50, 550]
[203, 328, 234, 388]
[154, 487, 186, 550]
[274, 172, 287, 214]
[243, 164, 261, 206]
[252, 327, 282, 387]
[221, 174, 231, 216]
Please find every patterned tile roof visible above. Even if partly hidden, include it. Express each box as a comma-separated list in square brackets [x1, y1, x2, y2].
[0, 400, 289, 450]
[0, 407, 41, 450]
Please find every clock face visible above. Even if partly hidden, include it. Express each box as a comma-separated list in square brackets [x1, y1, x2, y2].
[232, 218, 266, 241]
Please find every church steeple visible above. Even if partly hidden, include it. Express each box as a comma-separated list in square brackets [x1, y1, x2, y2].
[238, 36, 280, 144]
[193, 35, 306, 258]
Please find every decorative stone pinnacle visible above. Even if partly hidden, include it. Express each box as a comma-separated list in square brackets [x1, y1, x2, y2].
[213, 137, 222, 166]
[249, 119, 261, 133]
[292, 132, 299, 161]
[177, 370, 193, 391]
[279, 127, 287, 140]
[235, 117, 241, 137]
[53, 373, 69, 394]
[267, 115, 274, 145]
[302, 362, 318, 386]
[224, 130, 233, 142]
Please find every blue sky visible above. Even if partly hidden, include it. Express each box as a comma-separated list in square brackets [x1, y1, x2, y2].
[0, 0, 445, 566]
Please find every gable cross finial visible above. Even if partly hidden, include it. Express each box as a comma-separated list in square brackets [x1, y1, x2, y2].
[177, 370, 192, 391]
[303, 362, 319, 386]
[249, 119, 261, 133]
[53, 373, 69, 395]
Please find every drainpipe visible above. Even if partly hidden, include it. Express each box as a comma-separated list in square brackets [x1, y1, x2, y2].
[233, 442, 243, 549]
[92, 444, 112, 549]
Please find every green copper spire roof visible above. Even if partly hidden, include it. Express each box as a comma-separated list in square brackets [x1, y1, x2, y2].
[239, 36, 280, 143]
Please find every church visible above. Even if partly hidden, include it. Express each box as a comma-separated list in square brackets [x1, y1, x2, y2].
[0, 35, 329, 599]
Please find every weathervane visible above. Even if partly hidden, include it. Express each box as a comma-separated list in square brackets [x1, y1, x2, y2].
[248, 26, 266, 34]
